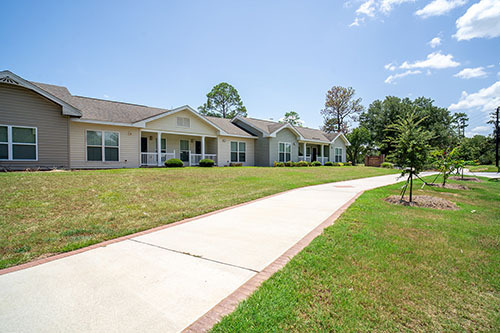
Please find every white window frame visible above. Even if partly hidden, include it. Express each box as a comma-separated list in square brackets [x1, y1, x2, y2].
[85, 130, 120, 162]
[230, 141, 246, 163]
[0, 124, 38, 161]
[335, 147, 343, 162]
[278, 142, 292, 162]
[176, 117, 191, 128]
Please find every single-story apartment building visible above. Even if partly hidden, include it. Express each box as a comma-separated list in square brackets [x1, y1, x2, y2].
[0, 70, 350, 170]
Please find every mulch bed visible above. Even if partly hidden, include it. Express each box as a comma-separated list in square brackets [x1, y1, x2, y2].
[385, 195, 459, 210]
[449, 176, 481, 182]
[427, 183, 469, 190]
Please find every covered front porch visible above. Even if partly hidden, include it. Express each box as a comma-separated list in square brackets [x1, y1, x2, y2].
[298, 142, 330, 164]
[140, 131, 217, 166]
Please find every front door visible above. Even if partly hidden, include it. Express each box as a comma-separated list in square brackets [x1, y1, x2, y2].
[312, 147, 317, 162]
[195, 141, 202, 154]
[180, 140, 190, 162]
[141, 137, 148, 152]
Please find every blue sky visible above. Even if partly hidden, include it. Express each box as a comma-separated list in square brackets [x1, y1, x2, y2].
[1, 0, 499, 136]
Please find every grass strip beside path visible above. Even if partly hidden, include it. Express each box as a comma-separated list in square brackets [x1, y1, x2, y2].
[0, 166, 397, 269]
[212, 176, 500, 332]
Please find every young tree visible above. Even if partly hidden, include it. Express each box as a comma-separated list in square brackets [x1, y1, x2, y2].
[346, 126, 371, 165]
[280, 111, 303, 126]
[431, 148, 458, 186]
[321, 86, 364, 134]
[386, 112, 433, 202]
[198, 82, 247, 119]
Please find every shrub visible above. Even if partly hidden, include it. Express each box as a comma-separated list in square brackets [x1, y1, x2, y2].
[273, 161, 285, 167]
[332, 162, 341, 166]
[345, 161, 353, 166]
[199, 159, 215, 167]
[312, 161, 322, 167]
[165, 158, 184, 168]
[284, 161, 293, 167]
[380, 162, 394, 169]
[324, 161, 334, 166]
[229, 162, 243, 167]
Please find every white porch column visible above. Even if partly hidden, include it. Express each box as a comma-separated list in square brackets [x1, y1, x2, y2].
[322, 145, 325, 164]
[303, 142, 307, 161]
[201, 136, 205, 160]
[157, 132, 161, 166]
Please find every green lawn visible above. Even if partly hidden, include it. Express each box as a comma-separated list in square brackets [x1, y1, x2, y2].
[212, 176, 500, 332]
[0, 166, 397, 269]
[468, 165, 499, 173]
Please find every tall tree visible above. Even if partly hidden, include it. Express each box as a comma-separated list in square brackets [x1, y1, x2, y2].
[452, 112, 469, 138]
[360, 96, 453, 156]
[321, 86, 364, 134]
[280, 111, 303, 126]
[346, 126, 371, 165]
[198, 82, 247, 119]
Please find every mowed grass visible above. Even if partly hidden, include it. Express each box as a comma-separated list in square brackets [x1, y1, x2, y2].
[212, 177, 500, 332]
[0, 166, 397, 269]
[468, 164, 499, 173]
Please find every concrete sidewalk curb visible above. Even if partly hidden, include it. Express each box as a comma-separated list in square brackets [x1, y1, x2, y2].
[183, 191, 365, 332]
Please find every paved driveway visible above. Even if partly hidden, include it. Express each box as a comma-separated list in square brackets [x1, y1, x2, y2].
[0, 173, 423, 332]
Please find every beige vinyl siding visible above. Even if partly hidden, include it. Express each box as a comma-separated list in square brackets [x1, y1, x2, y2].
[0, 83, 70, 169]
[69, 121, 140, 168]
[145, 110, 218, 136]
[217, 136, 255, 166]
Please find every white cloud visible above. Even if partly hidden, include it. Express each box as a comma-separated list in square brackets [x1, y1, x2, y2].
[400, 51, 460, 69]
[486, 64, 495, 68]
[384, 70, 422, 84]
[429, 37, 441, 48]
[356, 0, 376, 17]
[349, 17, 365, 27]
[384, 62, 396, 71]
[454, 67, 487, 79]
[416, 0, 467, 18]
[471, 125, 490, 132]
[455, 0, 500, 40]
[380, 0, 415, 14]
[449, 80, 500, 112]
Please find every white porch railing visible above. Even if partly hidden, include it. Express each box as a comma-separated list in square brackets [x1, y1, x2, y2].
[190, 153, 217, 166]
[142, 151, 217, 166]
[299, 155, 312, 162]
[141, 151, 176, 166]
[141, 152, 158, 166]
[161, 151, 175, 164]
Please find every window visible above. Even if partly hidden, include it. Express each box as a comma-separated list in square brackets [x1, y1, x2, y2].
[176, 117, 190, 127]
[86, 130, 119, 162]
[0, 125, 37, 161]
[279, 142, 291, 162]
[230, 141, 246, 163]
[335, 147, 343, 162]
[180, 139, 189, 162]
[161, 138, 166, 153]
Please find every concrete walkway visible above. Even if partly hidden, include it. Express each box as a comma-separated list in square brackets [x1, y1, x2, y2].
[0, 173, 425, 333]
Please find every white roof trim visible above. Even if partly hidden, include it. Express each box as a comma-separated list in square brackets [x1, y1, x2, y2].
[71, 118, 139, 127]
[0, 70, 82, 117]
[268, 123, 304, 139]
[331, 133, 351, 146]
[133, 105, 228, 135]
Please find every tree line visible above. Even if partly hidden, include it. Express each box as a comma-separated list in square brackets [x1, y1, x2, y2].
[197, 82, 497, 167]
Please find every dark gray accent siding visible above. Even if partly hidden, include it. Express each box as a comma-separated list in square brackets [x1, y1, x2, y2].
[233, 120, 270, 166]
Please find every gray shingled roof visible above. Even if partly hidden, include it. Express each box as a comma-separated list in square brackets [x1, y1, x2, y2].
[32, 82, 169, 123]
[240, 117, 340, 143]
[205, 116, 256, 137]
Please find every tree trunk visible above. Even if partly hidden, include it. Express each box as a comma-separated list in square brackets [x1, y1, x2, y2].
[409, 172, 413, 203]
